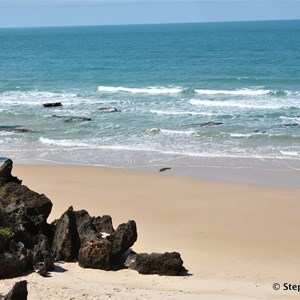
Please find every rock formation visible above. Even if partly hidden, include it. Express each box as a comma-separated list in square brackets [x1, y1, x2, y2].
[0, 159, 187, 281]
[125, 251, 187, 276]
[4, 280, 28, 300]
[0, 159, 54, 279]
[51, 207, 137, 270]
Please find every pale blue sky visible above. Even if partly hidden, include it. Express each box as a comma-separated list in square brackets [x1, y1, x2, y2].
[0, 0, 300, 28]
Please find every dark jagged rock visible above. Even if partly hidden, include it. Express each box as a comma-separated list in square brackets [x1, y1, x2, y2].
[0, 159, 53, 279]
[43, 102, 62, 108]
[109, 220, 137, 257]
[92, 215, 114, 235]
[125, 252, 187, 276]
[73, 209, 102, 244]
[0, 182, 52, 235]
[52, 208, 138, 271]
[4, 280, 28, 300]
[99, 107, 120, 113]
[51, 208, 115, 262]
[51, 207, 80, 262]
[78, 239, 112, 270]
[32, 235, 54, 271]
[0, 159, 22, 186]
[0, 241, 32, 278]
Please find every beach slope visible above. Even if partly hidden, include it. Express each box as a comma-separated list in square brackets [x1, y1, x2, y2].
[0, 164, 299, 299]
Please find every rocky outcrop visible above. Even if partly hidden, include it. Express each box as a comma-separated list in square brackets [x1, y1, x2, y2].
[0, 159, 53, 279]
[125, 252, 187, 276]
[0, 159, 187, 279]
[52, 207, 137, 270]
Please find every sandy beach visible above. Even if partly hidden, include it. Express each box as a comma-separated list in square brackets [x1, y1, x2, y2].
[1, 164, 300, 299]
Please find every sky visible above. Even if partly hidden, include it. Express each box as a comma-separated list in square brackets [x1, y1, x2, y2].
[0, 0, 300, 28]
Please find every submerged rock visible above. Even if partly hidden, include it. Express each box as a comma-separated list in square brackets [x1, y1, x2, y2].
[0, 126, 32, 133]
[43, 102, 62, 108]
[199, 121, 224, 127]
[64, 117, 91, 122]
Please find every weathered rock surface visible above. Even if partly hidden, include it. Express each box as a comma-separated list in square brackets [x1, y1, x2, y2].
[0, 241, 32, 278]
[0, 159, 53, 279]
[52, 207, 138, 270]
[51, 207, 80, 261]
[125, 252, 187, 276]
[78, 239, 112, 270]
[4, 280, 28, 300]
[109, 220, 137, 257]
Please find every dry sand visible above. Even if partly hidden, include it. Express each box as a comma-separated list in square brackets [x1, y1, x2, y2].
[1, 164, 300, 299]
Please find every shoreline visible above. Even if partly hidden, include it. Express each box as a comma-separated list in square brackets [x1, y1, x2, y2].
[1, 162, 299, 299]
[7, 156, 300, 188]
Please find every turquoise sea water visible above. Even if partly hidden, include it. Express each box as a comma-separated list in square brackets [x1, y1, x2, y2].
[0, 20, 300, 169]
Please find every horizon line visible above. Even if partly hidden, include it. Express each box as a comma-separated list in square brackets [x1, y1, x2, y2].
[1, 18, 299, 30]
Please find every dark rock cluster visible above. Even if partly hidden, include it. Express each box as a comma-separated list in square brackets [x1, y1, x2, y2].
[0, 159, 187, 283]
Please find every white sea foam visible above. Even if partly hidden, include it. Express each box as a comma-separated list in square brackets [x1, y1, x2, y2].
[189, 99, 285, 109]
[160, 129, 197, 136]
[39, 137, 92, 148]
[279, 116, 300, 123]
[0, 90, 79, 106]
[98, 85, 183, 94]
[148, 128, 197, 136]
[280, 150, 300, 157]
[150, 109, 213, 116]
[230, 133, 252, 138]
[194, 88, 271, 96]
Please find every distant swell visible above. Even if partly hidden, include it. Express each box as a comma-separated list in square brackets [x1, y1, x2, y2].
[194, 88, 271, 96]
[98, 85, 183, 94]
[189, 99, 288, 109]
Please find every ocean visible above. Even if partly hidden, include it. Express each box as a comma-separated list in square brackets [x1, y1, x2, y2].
[0, 20, 300, 171]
